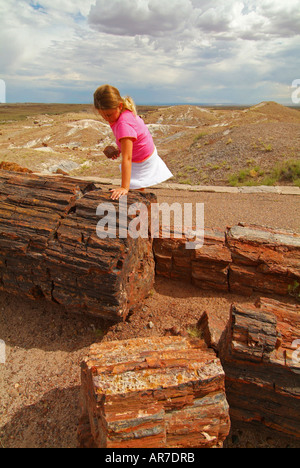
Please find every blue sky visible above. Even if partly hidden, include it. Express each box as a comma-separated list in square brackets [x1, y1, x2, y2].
[0, 0, 299, 105]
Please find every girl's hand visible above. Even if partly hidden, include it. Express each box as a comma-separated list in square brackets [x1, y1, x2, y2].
[110, 187, 129, 200]
[104, 146, 120, 160]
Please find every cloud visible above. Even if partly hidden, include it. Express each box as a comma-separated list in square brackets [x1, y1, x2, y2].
[1, 0, 299, 104]
[88, 0, 193, 37]
[87, 0, 300, 63]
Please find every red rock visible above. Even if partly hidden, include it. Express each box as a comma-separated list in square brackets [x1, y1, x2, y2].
[78, 336, 231, 448]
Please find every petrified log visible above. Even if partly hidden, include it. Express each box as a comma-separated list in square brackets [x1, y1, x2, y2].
[153, 228, 231, 291]
[154, 223, 300, 298]
[0, 161, 33, 173]
[219, 298, 300, 439]
[226, 223, 300, 296]
[192, 228, 231, 291]
[78, 336, 231, 448]
[0, 170, 155, 321]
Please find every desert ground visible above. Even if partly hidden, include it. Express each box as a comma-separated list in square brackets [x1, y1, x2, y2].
[0, 101, 299, 186]
[0, 102, 299, 448]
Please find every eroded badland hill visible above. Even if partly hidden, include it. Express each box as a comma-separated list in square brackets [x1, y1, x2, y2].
[0, 101, 299, 186]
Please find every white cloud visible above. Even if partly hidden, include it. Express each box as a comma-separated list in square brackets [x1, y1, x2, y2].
[88, 0, 300, 42]
[0, 0, 299, 104]
[88, 0, 194, 37]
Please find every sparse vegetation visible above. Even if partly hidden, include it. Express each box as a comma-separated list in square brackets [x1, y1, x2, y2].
[187, 325, 203, 339]
[193, 132, 208, 143]
[262, 143, 273, 152]
[180, 178, 193, 185]
[228, 166, 265, 186]
[228, 159, 300, 187]
[288, 281, 300, 302]
[252, 138, 273, 153]
[273, 159, 300, 186]
[0, 102, 299, 187]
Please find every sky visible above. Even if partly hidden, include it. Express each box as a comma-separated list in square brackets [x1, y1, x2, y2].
[0, 0, 299, 105]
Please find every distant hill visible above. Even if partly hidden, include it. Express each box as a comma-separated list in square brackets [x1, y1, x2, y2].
[0, 101, 299, 187]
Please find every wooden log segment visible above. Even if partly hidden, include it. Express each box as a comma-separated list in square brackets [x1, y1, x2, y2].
[219, 298, 300, 439]
[78, 336, 231, 448]
[153, 228, 231, 291]
[154, 223, 300, 299]
[0, 170, 155, 321]
[226, 223, 300, 296]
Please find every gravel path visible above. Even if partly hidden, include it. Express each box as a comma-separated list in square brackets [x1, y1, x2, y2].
[151, 188, 300, 232]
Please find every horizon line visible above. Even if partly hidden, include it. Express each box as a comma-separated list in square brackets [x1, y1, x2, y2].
[1, 100, 298, 108]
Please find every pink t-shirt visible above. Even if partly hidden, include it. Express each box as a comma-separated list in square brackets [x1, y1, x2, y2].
[110, 110, 154, 162]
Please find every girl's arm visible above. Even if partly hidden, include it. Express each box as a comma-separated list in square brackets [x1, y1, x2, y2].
[110, 138, 133, 200]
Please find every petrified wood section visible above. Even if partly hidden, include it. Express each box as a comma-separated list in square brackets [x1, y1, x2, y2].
[0, 161, 33, 173]
[78, 337, 231, 448]
[153, 228, 231, 291]
[0, 171, 155, 321]
[226, 223, 300, 296]
[0, 171, 95, 300]
[154, 223, 300, 298]
[219, 298, 300, 439]
[46, 190, 155, 320]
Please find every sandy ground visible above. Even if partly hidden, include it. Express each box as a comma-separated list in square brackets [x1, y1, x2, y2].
[152, 188, 300, 232]
[0, 188, 299, 448]
[1, 278, 299, 449]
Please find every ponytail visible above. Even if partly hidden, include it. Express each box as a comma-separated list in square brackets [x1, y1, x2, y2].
[122, 96, 137, 116]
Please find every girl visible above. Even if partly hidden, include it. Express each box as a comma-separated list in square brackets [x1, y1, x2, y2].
[94, 84, 173, 200]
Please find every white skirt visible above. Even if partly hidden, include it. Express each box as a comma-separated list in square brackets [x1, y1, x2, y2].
[120, 147, 173, 190]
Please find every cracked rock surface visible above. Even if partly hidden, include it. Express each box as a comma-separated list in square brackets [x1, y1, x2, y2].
[0, 171, 155, 321]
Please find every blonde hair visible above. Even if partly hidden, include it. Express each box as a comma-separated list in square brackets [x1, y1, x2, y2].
[94, 84, 137, 116]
